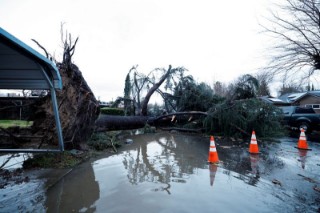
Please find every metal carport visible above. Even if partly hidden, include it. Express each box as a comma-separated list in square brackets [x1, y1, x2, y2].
[0, 27, 64, 152]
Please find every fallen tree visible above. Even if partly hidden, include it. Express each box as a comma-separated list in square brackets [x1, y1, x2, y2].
[1, 26, 284, 151]
[95, 115, 149, 132]
[30, 26, 100, 150]
[94, 111, 208, 132]
[31, 62, 100, 149]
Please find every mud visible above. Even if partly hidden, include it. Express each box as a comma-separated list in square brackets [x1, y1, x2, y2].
[1, 132, 320, 212]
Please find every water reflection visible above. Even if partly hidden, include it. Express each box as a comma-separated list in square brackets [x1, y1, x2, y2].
[298, 149, 308, 169]
[119, 133, 267, 192]
[121, 133, 208, 193]
[40, 134, 318, 212]
[209, 164, 218, 187]
[249, 154, 259, 175]
[45, 164, 99, 212]
[216, 146, 261, 187]
[43, 133, 210, 212]
[248, 154, 260, 186]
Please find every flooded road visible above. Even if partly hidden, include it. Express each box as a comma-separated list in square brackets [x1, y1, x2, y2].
[1, 132, 320, 212]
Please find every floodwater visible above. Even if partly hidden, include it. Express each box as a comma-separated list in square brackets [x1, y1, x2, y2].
[1, 132, 320, 212]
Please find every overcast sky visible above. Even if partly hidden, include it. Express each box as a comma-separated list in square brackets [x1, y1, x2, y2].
[0, 0, 273, 101]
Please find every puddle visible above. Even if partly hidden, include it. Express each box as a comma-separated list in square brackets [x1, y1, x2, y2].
[1, 133, 320, 212]
[45, 133, 320, 212]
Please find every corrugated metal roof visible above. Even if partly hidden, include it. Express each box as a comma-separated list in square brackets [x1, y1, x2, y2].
[0, 27, 62, 90]
[0, 27, 64, 152]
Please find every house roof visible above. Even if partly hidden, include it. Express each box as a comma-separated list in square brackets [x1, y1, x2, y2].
[259, 96, 288, 105]
[278, 91, 320, 103]
[0, 27, 62, 90]
[306, 90, 320, 97]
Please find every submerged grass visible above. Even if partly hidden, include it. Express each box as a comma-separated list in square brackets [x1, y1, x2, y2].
[23, 152, 83, 169]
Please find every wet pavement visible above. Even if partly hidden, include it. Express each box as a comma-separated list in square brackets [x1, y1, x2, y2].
[0, 132, 320, 212]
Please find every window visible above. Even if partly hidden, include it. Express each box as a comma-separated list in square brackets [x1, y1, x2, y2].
[312, 104, 320, 109]
[305, 104, 320, 109]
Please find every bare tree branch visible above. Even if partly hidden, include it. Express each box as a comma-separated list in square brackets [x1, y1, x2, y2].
[31, 39, 50, 59]
[60, 23, 79, 69]
[262, 0, 320, 84]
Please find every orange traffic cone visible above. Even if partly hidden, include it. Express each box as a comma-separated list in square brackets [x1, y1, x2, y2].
[295, 129, 311, 150]
[248, 130, 260, 154]
[208, 136, 219, 163]
[209, 164, 218, 186]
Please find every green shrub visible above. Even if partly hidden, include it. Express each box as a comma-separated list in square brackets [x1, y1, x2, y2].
[100, 107, 124, 116]
[88, 132, 121, 151]
[203, 98, 285, 138]
[143, 124, 156, 133]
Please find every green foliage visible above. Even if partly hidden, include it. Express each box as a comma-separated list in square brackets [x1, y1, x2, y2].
[257, 79, 271, 96]
[213, 81, 228, 97]
[124, 73, 133, 115]
[181, 118, 203, 129]
[174, 79, 224, 112]
[147, 103, 164, 116]
[100, 107, 124, 116]
[203, 98, 284, 138]
[0, 120, 33, 128]
[88, 132, 121, 151]
[111, 98, 122, 108]
[124, 73, 131, 98]
[143, 124, 156, 133]
[231, 74, 259, 101]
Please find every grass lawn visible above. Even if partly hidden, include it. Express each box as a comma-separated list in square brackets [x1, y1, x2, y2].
[0, 120, 33, 128]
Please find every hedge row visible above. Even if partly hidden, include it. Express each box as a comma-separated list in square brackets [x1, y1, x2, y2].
[100, 107, 124, 116]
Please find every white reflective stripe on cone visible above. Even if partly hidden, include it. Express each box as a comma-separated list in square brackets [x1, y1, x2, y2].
[210, 147, 216, 152]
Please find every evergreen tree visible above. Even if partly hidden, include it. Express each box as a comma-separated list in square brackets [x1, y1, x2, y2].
[123, 73, 132, 115]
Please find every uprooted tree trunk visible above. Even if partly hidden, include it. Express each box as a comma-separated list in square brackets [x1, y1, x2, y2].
[95, 115, 150, 132]
[31, 28, 99, 149]
[31, 62, 100, 149]
[95, 111, 208, 132]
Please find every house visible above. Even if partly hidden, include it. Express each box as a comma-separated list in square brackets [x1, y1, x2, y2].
[259, 91, 320, 113]
[259, 96, 290, 106]
[277, 91, 320, 113]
